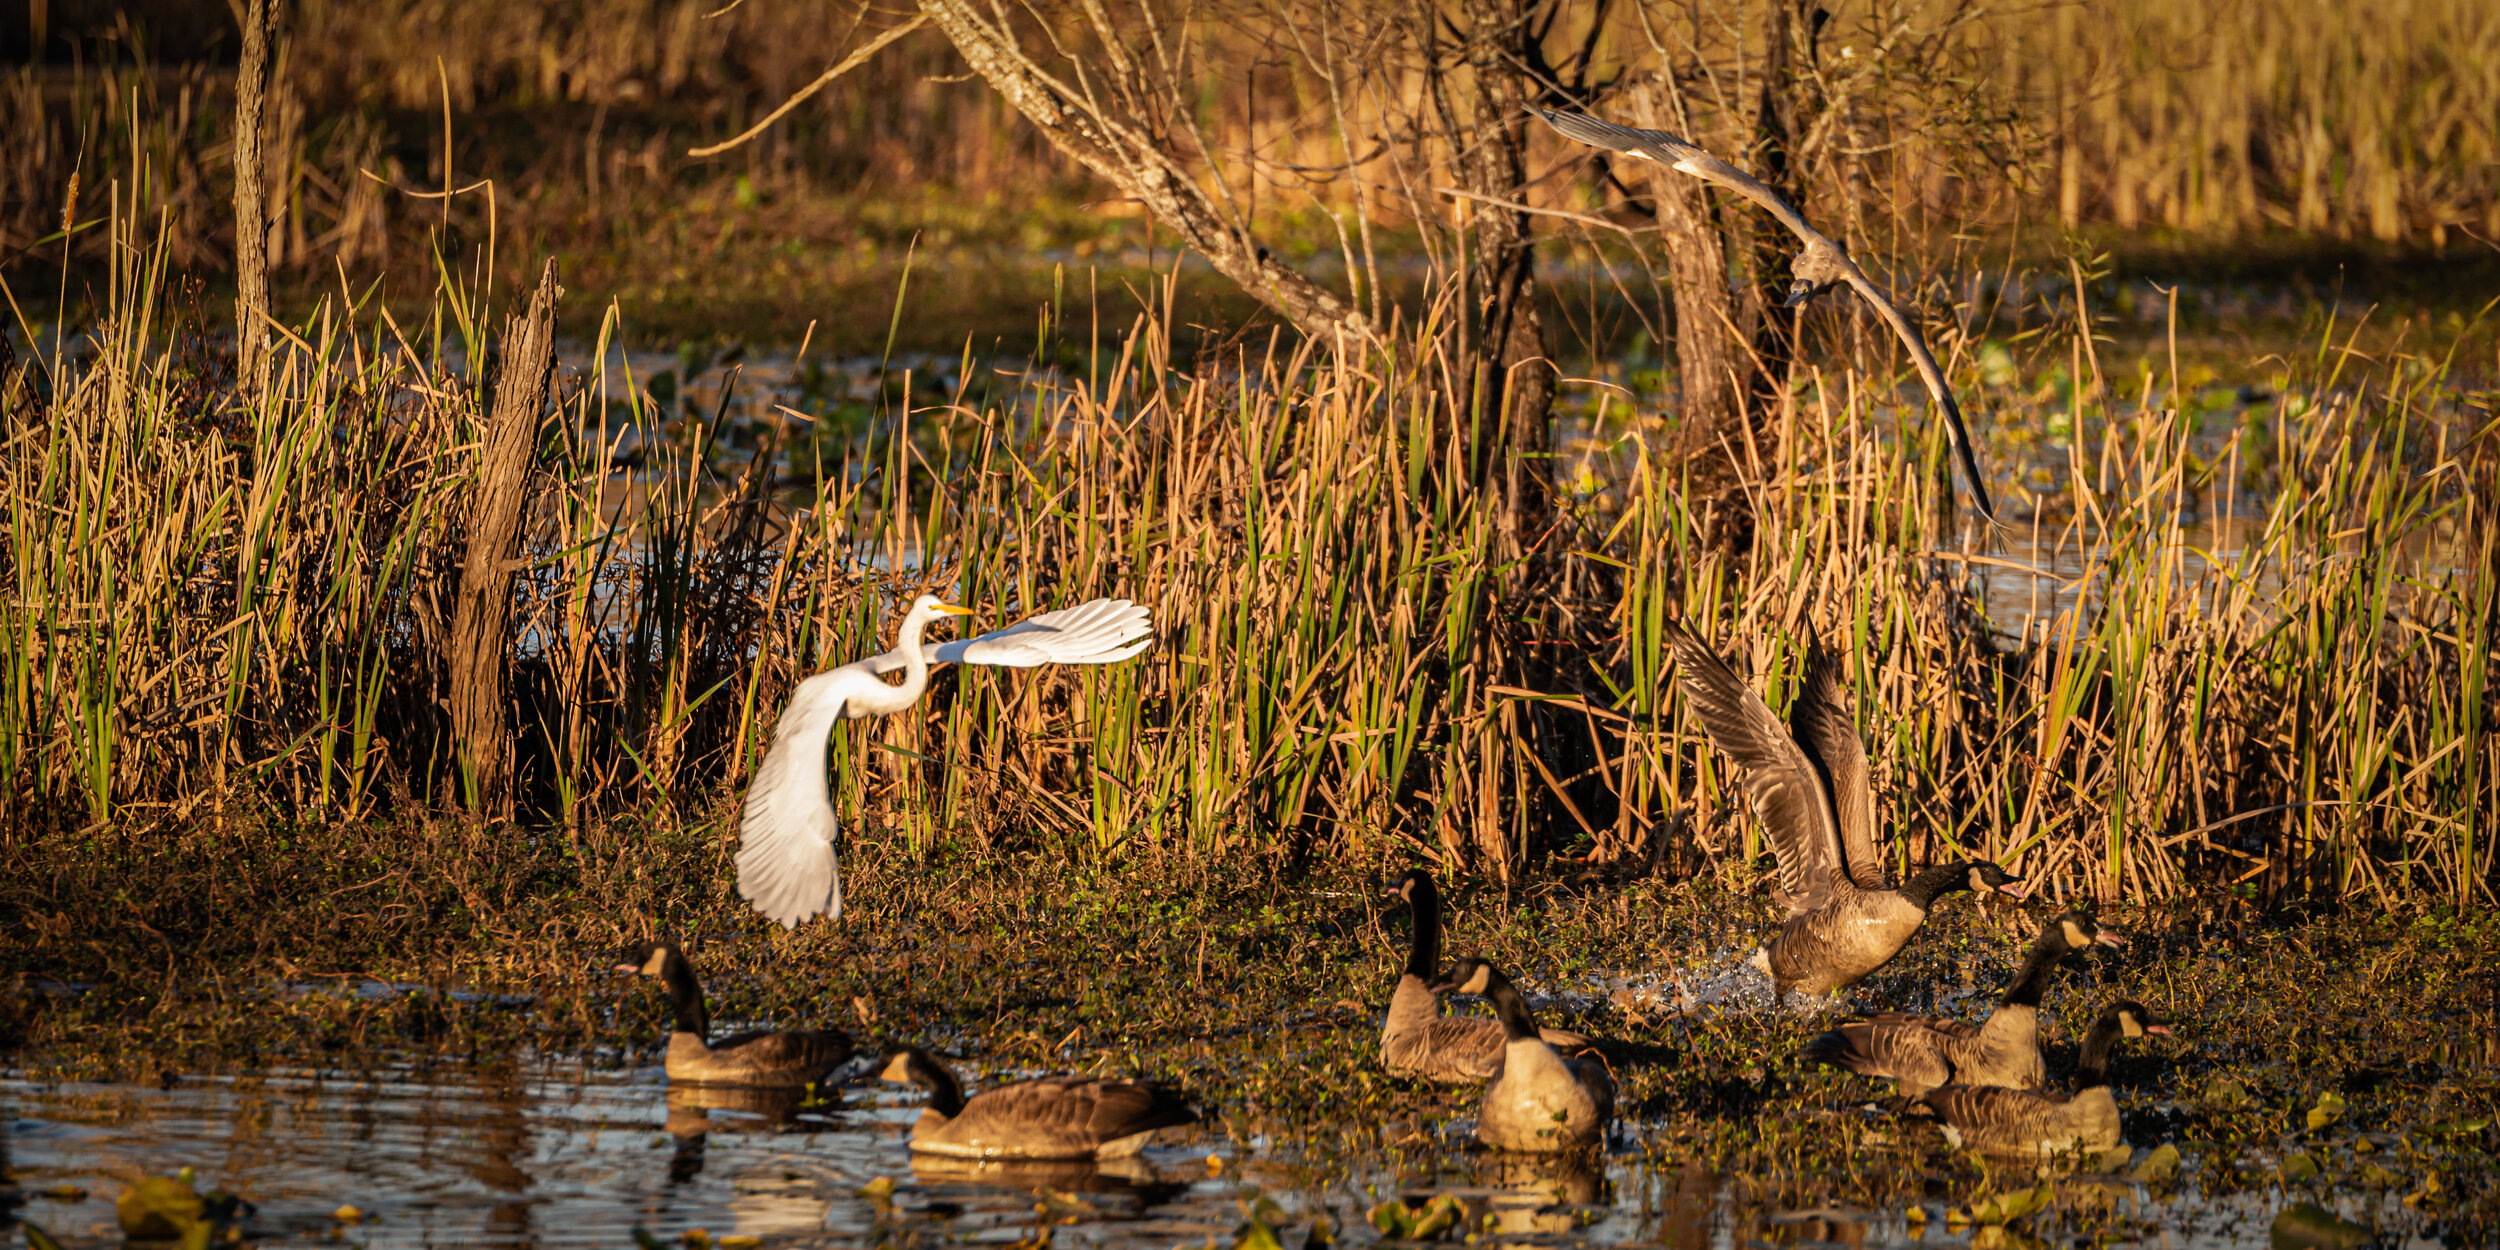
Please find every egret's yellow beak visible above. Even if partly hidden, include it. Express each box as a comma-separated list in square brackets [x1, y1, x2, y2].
[934, 601, 975, 617]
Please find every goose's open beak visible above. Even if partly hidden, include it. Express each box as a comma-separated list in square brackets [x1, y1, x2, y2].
[2094, 931, 2128, 948]
[1995, 882, 2030, 899]
[2144, 1024, 2173, 1036]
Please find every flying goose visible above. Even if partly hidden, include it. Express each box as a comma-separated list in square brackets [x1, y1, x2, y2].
[615, 942, 854, 1087]
[1429, 958, 1614, 1153]
[877, 1047, 1198, 1161]
[1803, 911, 2125, 1095]
[1381, 868, 1591, 1082]
[1663, 620, 2024, 997]
[1534, 107, 1995, 523]
[1908, 999, 2171, 1157]
[739, 594, 1154, 927]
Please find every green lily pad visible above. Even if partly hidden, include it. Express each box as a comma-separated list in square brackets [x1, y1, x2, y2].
[2132, 1143, 2183, 1182]
[117, 1174, 206, 1239]
[2305, 1092, 2348, 1132]
[2269, 1202, 2370, 1249]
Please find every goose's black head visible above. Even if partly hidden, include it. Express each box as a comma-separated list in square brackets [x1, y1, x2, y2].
[1426, 956, 1497, 997]
[2110, 1000, 2172, 1038]
[2049, 911, 2127, 952]
[612, 941, 680, 977]
[1965, 861, 2027, 899]
[1384, 867, 1434, 903]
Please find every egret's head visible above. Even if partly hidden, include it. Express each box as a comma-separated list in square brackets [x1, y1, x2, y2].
[908, 593, 975, 620]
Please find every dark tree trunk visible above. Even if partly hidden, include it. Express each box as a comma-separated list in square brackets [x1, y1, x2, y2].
[1430, 0, 1556, 546]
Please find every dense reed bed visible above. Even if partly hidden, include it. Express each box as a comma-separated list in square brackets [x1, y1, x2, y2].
[4, 173, 2492, 914]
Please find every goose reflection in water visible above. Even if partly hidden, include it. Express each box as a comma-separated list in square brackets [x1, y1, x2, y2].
[1472, 1151, 1609, 1237]
[661, 1084, 815, 1182]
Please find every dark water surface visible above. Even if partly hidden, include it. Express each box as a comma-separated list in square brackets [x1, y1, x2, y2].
[2, 1050, 2453, 1249]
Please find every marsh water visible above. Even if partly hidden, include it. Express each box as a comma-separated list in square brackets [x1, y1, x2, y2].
[3, 956, 2470, 1250]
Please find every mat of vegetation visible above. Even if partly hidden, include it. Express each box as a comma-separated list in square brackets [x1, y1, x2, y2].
[6, 826, 2497, 1243]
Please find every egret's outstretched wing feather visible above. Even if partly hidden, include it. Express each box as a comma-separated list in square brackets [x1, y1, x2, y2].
[737, 670, 856, 928]
[865, 598, 1155, 674]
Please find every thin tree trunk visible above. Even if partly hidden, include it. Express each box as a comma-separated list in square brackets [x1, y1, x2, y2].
[447, 260, 562, 816]
[232, 0, 276, 393]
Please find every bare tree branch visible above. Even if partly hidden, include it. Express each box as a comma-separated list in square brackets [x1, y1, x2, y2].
[916, 0, 1373, 342]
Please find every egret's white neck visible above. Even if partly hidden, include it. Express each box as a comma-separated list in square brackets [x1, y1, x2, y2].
[860, 604, 941, 716]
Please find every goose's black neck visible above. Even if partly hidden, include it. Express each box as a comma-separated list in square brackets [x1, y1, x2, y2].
[904, 1050, 966, 1118]
[1899, 861, 1977, 910]
[1478, 968, 1541, 1044]
[657, 950, 710, 1039]
[2074, 1013, 2126, 1088]
[1404, 876, 1444, 981]
[1999, 932, 2066, 1009]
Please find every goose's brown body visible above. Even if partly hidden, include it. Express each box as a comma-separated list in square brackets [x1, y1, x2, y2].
[1431, 959, 1613, 1153]
[1380, 871, 1590, 1082]
[1805, 914, 2124, 1095]
[1663, 621, 2022, 997]
[881, 1049, 1196, 1161]
[1909, 1001, 2169, 1158]
[616, 943, 853, 1088]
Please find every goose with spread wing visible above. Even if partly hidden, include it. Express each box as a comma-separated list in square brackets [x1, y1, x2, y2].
[739, 594, 1154, 927]
[1535, 107, 1996, 523]
[1663, 619, 2023, 997]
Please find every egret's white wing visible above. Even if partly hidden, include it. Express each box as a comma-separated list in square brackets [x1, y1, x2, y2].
[737, 668, 858, 927]
[865, 598, 1155, 675]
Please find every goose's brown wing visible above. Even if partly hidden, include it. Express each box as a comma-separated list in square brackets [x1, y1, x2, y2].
[707, 1028, 855, 1078]
[1664, 619, 1847, 915]
[1804, 1014, 1974, 1093]
[1790, 646, 1886, 890]
[961, 1077, 1197, 1149]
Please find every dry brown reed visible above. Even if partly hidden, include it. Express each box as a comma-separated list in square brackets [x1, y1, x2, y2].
[3, 166, 2491, 908]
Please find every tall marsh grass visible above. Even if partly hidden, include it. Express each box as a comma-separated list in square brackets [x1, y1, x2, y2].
[4, 178, 2492, 907]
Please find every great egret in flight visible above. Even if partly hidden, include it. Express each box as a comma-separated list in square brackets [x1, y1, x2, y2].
[1534, 107, 1997, 523]
[738, 594, 1155, 927]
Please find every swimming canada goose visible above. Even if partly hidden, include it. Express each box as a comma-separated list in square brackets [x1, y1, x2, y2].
[1533, 107, 1994, 523]
[1381, 869, 1591, 1082]
[739, 595, 1154, 927]
[614, 942, 854, 1087]
[1428, 958, 1614, 1153]
[1803, 911, 2125, 1095]
[1663, 621, 2024, 997]
[877, 1047, 1198, 1161]
[1908, 999, 2171, 1157]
